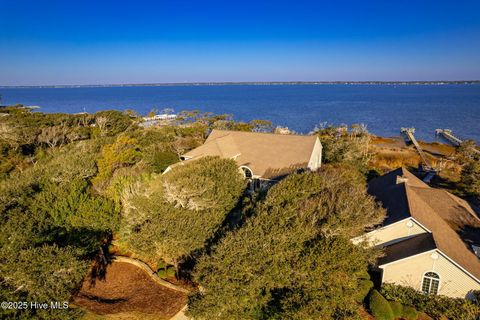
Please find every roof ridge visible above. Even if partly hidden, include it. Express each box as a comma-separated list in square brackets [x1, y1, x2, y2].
[206, 130, 231, 141]
[210, 128, 316, 138]
[403, 182, 415, 219]
[404, 184, 434, 225]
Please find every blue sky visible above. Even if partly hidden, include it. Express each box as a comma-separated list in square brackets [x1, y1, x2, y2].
[1, 0, 480, 85]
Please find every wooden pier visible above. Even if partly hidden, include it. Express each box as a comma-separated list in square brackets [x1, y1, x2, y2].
[401, 128, 431, 168]
[435, 129, 462, 146]
[400, 127, 437, 182]
[435, 129, 480, 155]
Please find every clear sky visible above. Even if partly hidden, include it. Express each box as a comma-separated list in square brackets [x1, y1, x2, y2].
[1, 0, 480, 85]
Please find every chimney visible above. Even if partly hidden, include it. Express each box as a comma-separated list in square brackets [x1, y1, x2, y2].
[396, 175, 409, 185]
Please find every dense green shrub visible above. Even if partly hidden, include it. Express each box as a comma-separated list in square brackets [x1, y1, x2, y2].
[147, 149, 179, 173]
[461, 160, 480, 197]
[93, 135, 142, 188]
[368, 290, 394, 320]
[314, 124, 371, 172]
[33, 178, 119, 235]
[0, 245, 88, 319]
[0, 137, 119, 319]
[157, 269, 167, 278]
[256, 164, 384, 239]
[389, 300, 403, 318]
[157, 260, 176, 279]
[38, 141, 100, 183]
[158, 266, 174, 278]
[402, 305, 419, 320]
[355, 279, 374, 302]
[93, 110, 133, 136]
[1, 245, 88, 301]
[162, 156, 245, 212]
[381, 283, 480, 320]
[120, 157, 245, 263]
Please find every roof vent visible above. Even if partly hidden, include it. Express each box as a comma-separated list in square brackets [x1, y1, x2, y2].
[396, 176, 409, 185]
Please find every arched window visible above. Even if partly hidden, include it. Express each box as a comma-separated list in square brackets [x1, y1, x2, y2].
[240, 166, 253, 179]
[421, 272, 440, 295]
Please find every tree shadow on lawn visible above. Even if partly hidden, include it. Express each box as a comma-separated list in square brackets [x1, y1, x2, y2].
[39, 225, 114, 287]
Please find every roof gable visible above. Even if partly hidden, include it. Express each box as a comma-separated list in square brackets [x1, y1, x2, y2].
[369, 167, 480, 280]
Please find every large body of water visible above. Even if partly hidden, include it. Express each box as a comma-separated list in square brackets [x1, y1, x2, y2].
[1, 84, 479, 142]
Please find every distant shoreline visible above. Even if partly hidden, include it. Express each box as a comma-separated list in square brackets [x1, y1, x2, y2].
[1, 80, 480, 89]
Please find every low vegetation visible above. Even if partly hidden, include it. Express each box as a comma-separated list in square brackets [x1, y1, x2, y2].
[314, 123, 371, 172]
[381, 283, 480, 320]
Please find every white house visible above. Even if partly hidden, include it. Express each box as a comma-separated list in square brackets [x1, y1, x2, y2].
[354, 168, 480, 299]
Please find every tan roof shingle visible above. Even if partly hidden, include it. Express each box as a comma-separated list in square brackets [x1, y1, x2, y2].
[182, 129, 320, 179]
[369, 168, 480, 280]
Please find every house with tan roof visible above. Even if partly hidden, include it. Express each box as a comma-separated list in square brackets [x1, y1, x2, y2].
[354, 167, 480, 299]
[165, 129, 322, 190]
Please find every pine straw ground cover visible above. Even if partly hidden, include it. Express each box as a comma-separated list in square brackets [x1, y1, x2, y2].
[73, 262, 187, 319]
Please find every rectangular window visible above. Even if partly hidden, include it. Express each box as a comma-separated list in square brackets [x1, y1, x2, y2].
[421, 278, 431, 294]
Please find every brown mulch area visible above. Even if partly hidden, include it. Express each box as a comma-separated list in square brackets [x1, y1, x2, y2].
[73, 262, 187, 317]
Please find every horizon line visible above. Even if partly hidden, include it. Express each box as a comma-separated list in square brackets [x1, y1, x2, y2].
[1, 80, 480, 89]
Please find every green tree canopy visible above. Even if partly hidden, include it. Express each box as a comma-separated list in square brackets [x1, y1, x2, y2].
[162, 156, 245, 212]
[457, 140, 479, 163]
[314, 124, 371, 171]
[93, 110, 133, 136]
[187, 165, 385, 320]
[460, 160, 480, 197]
[120, 156, 245, 264]
[93, 135, 142, 189]
[0, 139, 118, 319]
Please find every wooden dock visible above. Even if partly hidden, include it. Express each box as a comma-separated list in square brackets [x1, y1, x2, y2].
[435, 129, 462, 146]
[400, 127, 437, 182]
[401, 128, 431, 169]
[435, 129, 480, 155]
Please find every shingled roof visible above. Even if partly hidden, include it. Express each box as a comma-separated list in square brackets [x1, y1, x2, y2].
[369, 167, 480, 280]
[378, 233, 437, 265]
[181, 129, 320, 179]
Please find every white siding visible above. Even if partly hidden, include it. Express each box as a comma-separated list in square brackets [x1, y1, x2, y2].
[381, 250, 480, 299]
[352, 218, 427, 247]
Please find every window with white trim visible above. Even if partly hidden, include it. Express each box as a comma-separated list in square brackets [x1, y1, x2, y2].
[421, 272, 440, 295]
